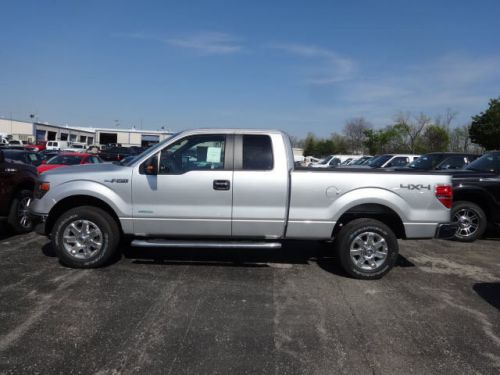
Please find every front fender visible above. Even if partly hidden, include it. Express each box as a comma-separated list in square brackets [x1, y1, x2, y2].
[30, 179, 132, 218]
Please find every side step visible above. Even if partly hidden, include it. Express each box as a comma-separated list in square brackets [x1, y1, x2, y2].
[131, 239, 282, 249]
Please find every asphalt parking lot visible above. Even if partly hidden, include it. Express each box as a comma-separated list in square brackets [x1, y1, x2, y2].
[0, 230, 499, 375]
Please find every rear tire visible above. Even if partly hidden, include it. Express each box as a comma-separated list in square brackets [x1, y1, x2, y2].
[8, 189, 33, 234]
[334, 218, 399, 280]
[51, 206, 120, 268]
[451, 201, 487, 242]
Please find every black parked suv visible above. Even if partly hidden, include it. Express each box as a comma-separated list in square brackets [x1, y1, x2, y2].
[0, 150, 37, 233]
[406, 152, 479, 171]
[1, 149, 43, 167]
[448, 151, 500, 241]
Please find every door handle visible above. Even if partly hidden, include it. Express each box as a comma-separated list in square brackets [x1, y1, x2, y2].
[213, 180, 230, 190]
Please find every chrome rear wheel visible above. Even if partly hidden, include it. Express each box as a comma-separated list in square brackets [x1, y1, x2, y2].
[349, 231, 388, 271]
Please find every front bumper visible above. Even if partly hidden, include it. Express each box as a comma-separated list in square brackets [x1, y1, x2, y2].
[435, 223, 458, 239]
[31, 213, 48, 236]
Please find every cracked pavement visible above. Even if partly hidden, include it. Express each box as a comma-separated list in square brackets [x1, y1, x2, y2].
[0, 230, 499, 374]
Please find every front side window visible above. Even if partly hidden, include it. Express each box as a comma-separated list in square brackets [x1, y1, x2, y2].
[158, 135, 226, 174]
[242, 135, 273, 170]
[88, 156, 102, 164]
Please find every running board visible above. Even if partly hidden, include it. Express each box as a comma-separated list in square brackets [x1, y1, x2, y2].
[131, 239, 282, 249]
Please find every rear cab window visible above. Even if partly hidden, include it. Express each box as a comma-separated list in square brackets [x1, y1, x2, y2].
[242, 135, 274, 171]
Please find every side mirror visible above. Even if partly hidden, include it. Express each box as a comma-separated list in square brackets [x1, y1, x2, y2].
[146, 163, 158, 175]
[0, 150, 4, 163]
[141, 156, 158, 175]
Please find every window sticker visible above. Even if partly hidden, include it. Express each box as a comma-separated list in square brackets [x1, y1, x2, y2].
[206, 147, 222, 163]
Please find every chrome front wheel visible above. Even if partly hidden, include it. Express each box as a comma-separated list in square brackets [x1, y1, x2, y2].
[453, 208, 479, 238]
[451, 201, 487, 242]
[53, 206, 120, 268]
[17, 196, 32, 229]
[62, 219, 104, 260]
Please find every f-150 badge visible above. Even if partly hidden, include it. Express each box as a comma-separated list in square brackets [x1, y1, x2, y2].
[104, 179, 129, 183]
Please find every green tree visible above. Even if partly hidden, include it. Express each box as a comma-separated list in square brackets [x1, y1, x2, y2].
[421, 125, 450, 153]
[303, 133, 317, 156]
[469, 98, 500, 150]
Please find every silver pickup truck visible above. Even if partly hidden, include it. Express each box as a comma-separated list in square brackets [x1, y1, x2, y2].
[30, 129, 457, 279]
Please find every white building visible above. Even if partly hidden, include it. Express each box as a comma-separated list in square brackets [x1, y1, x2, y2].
[0, 118, 173, 146]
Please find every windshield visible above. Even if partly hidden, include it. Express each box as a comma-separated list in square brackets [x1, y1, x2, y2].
[124, 134, 177, 166]
[367, 154, 392, 168]
[466, 152, 500, 173]
[352, 156, 370, 165]
[47, 155, 84, 165]
[408, 154, 445, 169]
[319, 155, 334, 165]
[72, 144, 85, 149]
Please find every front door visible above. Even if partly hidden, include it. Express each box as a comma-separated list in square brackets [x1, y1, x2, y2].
[131, 134, 234, 237]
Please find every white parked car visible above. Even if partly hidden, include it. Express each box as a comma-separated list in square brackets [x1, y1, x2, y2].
[62, 143, 87, 153]
[310, 154, 366, 168]
[46, 141, 69, 151]
[357, 154, 420, 168]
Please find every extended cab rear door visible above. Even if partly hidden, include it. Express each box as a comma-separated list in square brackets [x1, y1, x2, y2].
[231, 133, 289, 238]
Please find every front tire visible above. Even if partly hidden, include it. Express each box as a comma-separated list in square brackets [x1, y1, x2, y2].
[51, 206, 120, 268]
[451, 201, 487, 242]
[8, 189, 33, 234]
[334, 218, 399, 280]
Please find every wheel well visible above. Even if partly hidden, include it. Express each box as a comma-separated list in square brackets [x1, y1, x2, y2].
[45, 195, 122, 235]
[333, 204, 406, 239]
[15, 180, 35, 193]
[453, 190, 492, 219]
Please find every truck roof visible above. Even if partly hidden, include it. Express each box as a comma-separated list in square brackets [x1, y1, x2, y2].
[178, 128, 287, 136]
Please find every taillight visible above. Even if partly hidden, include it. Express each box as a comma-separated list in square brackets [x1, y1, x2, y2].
[435, 184, 453, 208]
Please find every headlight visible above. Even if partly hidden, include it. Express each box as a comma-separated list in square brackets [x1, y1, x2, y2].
[34, 181, 50, 199]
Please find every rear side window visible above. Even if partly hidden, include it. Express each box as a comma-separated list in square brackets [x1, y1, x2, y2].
[242, 135, 273, 170]
[439, 156, 466, 170]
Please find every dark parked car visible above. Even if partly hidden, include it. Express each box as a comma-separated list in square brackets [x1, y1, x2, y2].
[0, 150, 37, 233]
[2, 149, 43, 167]
[405, 152, 479, 171]
[447, 151, 500, 241]
[99, 146, 141, 162]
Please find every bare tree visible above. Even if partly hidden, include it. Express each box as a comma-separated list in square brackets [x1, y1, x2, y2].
[434, 108, 458, 130]
[449, 124, 473, 152]
[343, 117, 371, 153]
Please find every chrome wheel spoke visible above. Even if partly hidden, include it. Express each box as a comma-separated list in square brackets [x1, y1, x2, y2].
[350, 248, 363, 256]
[69, 223, 81, 234]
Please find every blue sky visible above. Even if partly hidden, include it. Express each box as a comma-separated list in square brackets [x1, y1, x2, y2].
[1, 0, 499, 137]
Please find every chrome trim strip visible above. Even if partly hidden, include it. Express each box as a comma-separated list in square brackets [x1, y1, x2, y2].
[131, 240, 282, 249]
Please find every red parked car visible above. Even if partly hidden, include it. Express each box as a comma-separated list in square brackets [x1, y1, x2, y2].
[25, 141, 47, 152]
[37, 152, 103, 174]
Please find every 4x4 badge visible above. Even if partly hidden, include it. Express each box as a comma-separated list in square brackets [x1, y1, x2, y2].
[400, 184, 431, 190]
